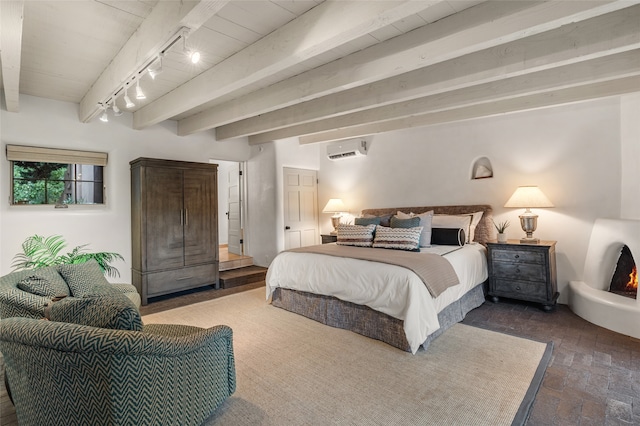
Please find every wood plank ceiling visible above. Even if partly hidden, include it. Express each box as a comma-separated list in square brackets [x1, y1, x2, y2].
[1, 0, 639, 145]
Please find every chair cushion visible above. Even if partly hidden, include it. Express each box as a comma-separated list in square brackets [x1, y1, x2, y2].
[15, 266, 70, 298]
[46, 294, 143, 331]
[57, 260, 118, 297]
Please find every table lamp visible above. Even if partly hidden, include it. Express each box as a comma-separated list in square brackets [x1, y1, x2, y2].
[322, 198, 347, 234]
[504, 186, 554, 244]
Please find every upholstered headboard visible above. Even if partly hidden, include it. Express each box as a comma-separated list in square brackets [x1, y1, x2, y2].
[360, 204, 495, 244]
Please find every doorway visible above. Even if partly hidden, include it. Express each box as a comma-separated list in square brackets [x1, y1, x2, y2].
[213, 160, 253, 270]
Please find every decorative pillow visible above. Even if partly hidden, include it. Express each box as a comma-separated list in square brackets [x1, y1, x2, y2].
[336, 224, 376, 247]
[468, 211, 484, 242]
[372, 225, 422, 251]
[57, 259, 116, 297]
[363, 214, 392, 227]
[396, 210, 434, 247]
[431, 228, 466, 246]
[390, 216, 421, 228]
[15, 266, 70, 298]
[354, 217, 381, 226]
[46, 294, 143, 331]
[433, 214, 473, 243]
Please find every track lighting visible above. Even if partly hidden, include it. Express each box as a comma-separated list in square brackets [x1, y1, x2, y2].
[135, 79, 146, 100]
[99, 104, 109, 123]
[148, 53, 163, 79]
[124, 86, 135, 108]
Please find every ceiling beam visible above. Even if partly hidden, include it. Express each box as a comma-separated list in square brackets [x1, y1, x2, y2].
[293, 76, 640, 145]
[252, 50, 640, 143]
[217, 5, 640, 140]
[133, 0, 447, 130]
[0, 1, 24, 113]
[78, 0, 229, 123]
[183, 0, 630, 137]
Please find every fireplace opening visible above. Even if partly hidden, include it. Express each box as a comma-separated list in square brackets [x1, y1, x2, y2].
[609, 245, 638, 299]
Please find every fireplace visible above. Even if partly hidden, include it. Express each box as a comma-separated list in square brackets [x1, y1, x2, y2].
[568, 218, 640, 339]
[609, 245, 638, 299]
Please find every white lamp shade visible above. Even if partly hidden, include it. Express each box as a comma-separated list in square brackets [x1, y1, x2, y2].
[504, 186, 554, 208]
[322, 198, 347, 213]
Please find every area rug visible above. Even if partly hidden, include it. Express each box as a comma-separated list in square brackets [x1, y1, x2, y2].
[143, 288, 552, 425]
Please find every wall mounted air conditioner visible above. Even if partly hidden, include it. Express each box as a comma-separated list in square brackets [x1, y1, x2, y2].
[326, 139, 368, 160]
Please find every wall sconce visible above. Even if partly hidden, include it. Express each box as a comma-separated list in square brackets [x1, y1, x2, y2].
[504, 186, 554, 243]
[322, 198, 348, 234]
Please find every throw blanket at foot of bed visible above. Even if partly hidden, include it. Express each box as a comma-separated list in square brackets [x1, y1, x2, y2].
[289, 244, 459, 297]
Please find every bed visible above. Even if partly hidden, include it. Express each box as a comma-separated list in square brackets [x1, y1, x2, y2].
[266, 204, 494, 353]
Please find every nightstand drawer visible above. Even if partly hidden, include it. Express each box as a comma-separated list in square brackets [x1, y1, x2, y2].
[492, 261, 546, 282]
[492, 279, 547, 299]
[491, 249, 544, 264]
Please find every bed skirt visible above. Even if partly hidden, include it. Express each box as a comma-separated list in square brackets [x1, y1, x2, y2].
[271, 282, 487, 352]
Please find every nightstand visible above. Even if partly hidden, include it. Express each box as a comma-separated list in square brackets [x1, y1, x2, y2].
[321, 234, 337, 244]
[487, 240, 558, 311]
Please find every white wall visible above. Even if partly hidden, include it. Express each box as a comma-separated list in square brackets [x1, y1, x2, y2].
[318, 97, 631, 303]
[621, 92, 640, 220]
[0, 94, 252, 281]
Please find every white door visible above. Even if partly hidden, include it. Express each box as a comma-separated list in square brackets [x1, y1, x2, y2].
[283, 167, 318, 250]
[227, 163, 243, 255]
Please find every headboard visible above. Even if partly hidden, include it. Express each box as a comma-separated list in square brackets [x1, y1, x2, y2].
[360, 204, 495, 244]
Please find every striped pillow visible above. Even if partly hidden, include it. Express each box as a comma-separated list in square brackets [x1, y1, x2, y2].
[336, 224, 376, 247]
[372, 225, 423, 251]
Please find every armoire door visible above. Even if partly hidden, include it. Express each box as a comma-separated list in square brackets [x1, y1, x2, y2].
[145, 167, 185, 270]
[183, 169, 217, 265]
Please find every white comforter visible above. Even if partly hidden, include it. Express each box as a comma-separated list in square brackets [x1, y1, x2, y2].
[266, 243, 488, 354]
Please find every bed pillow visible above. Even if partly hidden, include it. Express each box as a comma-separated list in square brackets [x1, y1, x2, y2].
[354, 216, 381, 226]
[390, 216, 420, 228]
[431, 228, 466, 246]
[336, 224, 376, 247]
[433, 214, 473, 243]
[362, 214, 392, 227]
[468, 211, 484, 242]
[16, 266, 70, 298]
[396, 210, 434, 247]
[372, 225, 422, 252]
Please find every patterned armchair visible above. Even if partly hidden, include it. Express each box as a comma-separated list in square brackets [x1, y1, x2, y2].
[0, 318, 236, 426]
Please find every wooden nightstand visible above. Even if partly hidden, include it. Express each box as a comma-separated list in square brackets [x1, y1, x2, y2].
[321, 234, 337, 244]
[487, 240, 558, 311]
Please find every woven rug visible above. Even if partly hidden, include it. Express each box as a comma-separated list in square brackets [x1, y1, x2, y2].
[143, 288, 552, 426]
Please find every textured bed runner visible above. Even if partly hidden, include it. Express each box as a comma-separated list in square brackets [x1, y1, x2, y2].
[289, 244, 459, 297]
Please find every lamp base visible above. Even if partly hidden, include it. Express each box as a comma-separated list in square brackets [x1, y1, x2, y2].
[520, 237, 540, 244]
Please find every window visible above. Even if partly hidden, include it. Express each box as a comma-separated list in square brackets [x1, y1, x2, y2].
[7, 145, 107, 206]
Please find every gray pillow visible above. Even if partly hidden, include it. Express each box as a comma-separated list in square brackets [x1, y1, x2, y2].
[390, 216, 421, 228]
[57, 259, 117, 297]
[16, 266, 70, 298]
[354, 217, 381, 226]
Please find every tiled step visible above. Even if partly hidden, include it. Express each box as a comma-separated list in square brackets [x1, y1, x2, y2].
[219, 266, 267, 289]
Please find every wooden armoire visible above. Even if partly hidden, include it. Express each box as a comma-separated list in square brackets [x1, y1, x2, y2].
[130, 158, 219, 305]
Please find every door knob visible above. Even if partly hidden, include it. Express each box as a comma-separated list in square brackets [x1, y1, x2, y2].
[285, 226, 291, 230]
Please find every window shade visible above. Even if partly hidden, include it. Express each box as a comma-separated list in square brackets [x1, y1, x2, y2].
[6, 144, 108, 166]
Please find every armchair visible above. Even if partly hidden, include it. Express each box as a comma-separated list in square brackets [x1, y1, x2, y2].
[0, 318, 236, 426]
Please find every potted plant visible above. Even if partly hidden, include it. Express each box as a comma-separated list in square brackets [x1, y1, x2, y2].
[12, 234, 124, 278]
[492, 220, 510, 243]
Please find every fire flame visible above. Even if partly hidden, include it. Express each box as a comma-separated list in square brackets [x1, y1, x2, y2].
[626, 266, 638, 292]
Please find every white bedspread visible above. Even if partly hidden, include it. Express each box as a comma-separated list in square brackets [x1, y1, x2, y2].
[266, 243, 488, 353]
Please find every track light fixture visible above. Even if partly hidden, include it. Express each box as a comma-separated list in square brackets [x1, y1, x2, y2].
[183, 29, 200, 64]
[123, 86, 135, 108]
[112, 102, 123, 116]
[135, 79, 146, 100]
[99, 104, 109, 123]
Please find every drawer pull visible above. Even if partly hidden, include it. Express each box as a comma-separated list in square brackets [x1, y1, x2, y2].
[514, 254, 520, 259]
[176, 276, 194, 281]
[516, 286, 521, 291]
[516, 268, 521, 273]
